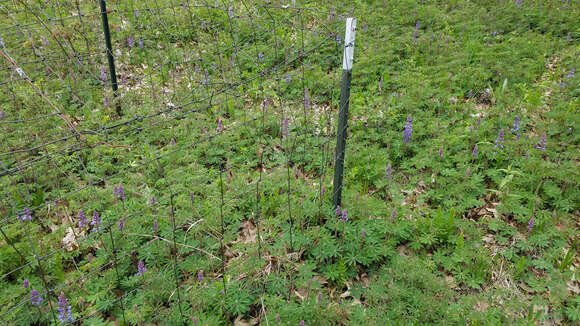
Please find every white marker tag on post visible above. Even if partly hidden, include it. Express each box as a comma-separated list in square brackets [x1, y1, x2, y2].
[342, 17, 357, 71]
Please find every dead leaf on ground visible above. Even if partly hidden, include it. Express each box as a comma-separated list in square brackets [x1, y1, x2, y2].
[62, 227, 78, 251]
[235, 220, 257, 244]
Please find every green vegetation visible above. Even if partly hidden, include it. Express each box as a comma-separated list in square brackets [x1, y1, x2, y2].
[0, 0, 578, 325]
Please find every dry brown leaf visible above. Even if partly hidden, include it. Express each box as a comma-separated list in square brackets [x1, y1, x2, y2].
[61, 227, 78, 251]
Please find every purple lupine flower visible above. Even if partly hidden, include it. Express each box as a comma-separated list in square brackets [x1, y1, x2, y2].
[413, 20, 420, 42]
[128, 34, 134, 48]
[43, 37, 49, 46]
[282, 117, 289, 137]
[300, 321, 305, 326]
[153, 220, 158, 232]
[567, 32, 572, 41]
[91, 211, 101, 231]
[494, 129, 504, 150]
[228, 5, 234, 18]
[30, 289, 43, 306]
[321, 186, 325, 198]
[477, 116, 482, 126]
[139, 37, 144, 49]
[466, 167, 471, 177]
[361, 229, 365, 240]
[340, 209, 348, 222]
[78, 210, 88, 228]
[136, 260, 147, 276]
[317, 293, 323, 303]
[46, 68, 52, 76]
[257, 53, 264, 61]
[276, 314, 280, 323]
[472, 145, 478, 157]
[285, 74, 292, 84]
[121, 73, 127, 85]
[116, 184, 126, 201]
[23, 279, 29, 288]
[285, 49, 289, 65]
[198, 270, 204, 282]
[170, 138, 176, 145]
[100, 65, 107, 82]
[567, 68, 575, 79]
[151, 196, 156, 205]
[385, 165, 392, 178]
[104, 96, 109, 106]
[391, 207, 397, 222]
[402, 114, 413, 144]
[527, 218, 534, 232]
[118, 218, 124, 231]
[515, 0, 522, 7]
[304, 88, 310, 111]
[261, 98, 269, 111]
[57, 293, 74, 324]
[217, 120, 223, 132]
[182, 2, 186, 10]
[468, 89, 473, 97]
[510, 115, 521, 132]
[535, 133, 546, 150]
[355, 193, 359, 201]
[203, 69, 210, 85]
[0, 111, 5, 119]
[20, 207, 33, 221]
[193, 316, 198, 326]
[439, 148, 443, 159]
[335, 205, 341, 216]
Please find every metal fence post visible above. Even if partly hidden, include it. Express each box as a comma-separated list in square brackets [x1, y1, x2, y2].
[98, 0, 122, 116]
[332, 17, 356, 209]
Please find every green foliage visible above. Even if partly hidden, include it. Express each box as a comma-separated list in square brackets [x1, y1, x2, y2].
[0, 0, 578, 325]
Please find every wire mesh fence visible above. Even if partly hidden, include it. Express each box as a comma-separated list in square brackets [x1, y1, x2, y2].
[1, 0, 357, 324]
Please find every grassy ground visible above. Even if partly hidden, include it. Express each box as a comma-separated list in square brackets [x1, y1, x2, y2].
[0, 0, 578, 325]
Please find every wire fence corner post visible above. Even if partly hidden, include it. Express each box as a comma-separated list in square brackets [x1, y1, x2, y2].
[332, 17, 356, 209]
[98, 0, 122, 116]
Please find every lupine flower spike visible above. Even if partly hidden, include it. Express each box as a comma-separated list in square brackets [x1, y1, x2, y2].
[136, 260, 147, 276]
[535, 133, 546, 150]
[113, 184, 126, 201]
[30, 289, 43, 306]
[391, 207, 397, 222]
[57, 293, 74, 324]
[91, 211, 101, 231]
[403, 114, 413, 144]
[494, 129, 504, 150]
[198, 270, 204, 282]
[340, 209, 348, 222]
[23, 279, 29, 288]
[527, 218, 534, 232]
[511, 115, 521, 132]
[385, 165, 392, 178]
[78, 210, 88, 228]
[20, 207, 32, 221]
[472, 145, 478, 157]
